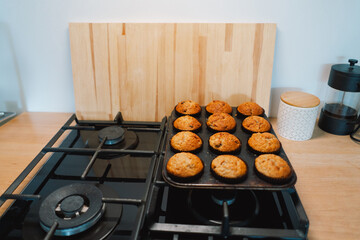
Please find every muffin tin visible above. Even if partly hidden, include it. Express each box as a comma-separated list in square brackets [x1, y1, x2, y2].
[162, 107, 297, 190]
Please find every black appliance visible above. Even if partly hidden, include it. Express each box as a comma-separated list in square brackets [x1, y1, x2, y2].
[318, 59, 360, 136]
[0, 112, 309, 239]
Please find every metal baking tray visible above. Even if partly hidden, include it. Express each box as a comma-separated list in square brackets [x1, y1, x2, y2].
[162, 107, 297, 190]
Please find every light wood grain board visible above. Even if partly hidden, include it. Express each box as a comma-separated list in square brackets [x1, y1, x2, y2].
[69, 23, 276, 121]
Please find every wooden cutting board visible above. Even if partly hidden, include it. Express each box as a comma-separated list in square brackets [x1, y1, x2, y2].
[69, 23, 276, 121]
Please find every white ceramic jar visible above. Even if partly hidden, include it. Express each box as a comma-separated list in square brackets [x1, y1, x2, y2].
[277, 91, 320, 141]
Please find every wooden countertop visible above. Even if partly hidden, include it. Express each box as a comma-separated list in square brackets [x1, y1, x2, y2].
[0, 112, 359, 239]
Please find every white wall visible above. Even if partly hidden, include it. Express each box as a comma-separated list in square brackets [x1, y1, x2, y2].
[1, 0, 359, 116]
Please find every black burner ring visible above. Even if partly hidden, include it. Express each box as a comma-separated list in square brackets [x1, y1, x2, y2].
[98, 126, 125, 145]
[39, 183, 104, 236]
[23, 184, 122, 240]
[187, 190, 260, 227]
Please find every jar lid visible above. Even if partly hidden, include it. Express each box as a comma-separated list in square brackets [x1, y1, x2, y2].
[328, 59, 360, 92]
[280, 91, 320, 108]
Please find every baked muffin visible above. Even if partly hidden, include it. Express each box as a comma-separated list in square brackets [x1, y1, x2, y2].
[173, 116, 202, 132]
[206, 113, 236, 132]
[167, 152, 204, 181]
[175, 100, 201, 116]
[206, 100, 232, 115]
[237, 102, 264, 118]
[211, 155, 247, 183]
[254, 154, 292, 183]
[170, 131, 203, 152]
[242, 116, 271, 133]
[247, 132, 281, 154]
[209, 132, 241, 154]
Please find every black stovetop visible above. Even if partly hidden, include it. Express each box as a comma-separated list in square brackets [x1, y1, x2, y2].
[0, 113, 309, 240]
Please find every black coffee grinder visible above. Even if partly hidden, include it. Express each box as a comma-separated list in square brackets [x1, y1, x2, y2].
[318, 59, 360, 136]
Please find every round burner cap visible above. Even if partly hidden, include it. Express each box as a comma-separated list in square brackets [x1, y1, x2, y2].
[98, 126, 125, 145]
[60, 195, 85, 216]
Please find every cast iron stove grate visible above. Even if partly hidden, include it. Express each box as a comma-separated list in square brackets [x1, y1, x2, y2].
[0, 113, 167, 240]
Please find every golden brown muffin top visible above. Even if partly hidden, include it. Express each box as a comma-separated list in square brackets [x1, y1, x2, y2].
[175, 100, 201, 115]
[237, 102, 264, 116]
[167, 152, 204, 178]
[207, 113, 236, 131]
[173, 116, 202, 131]
[209, 132, 241, 152]
[211, 155, 247, 179]
[170, 131, 202, 152]
[242, 116, 271, 133]
[248, 132, 281, 153]
[255, 154, 291, 179]
[206, 100, 232, 114]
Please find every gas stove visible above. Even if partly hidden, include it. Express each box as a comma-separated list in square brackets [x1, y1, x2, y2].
[0, 112, 309, 239]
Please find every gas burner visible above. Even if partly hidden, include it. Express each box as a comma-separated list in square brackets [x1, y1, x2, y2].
[39, 184, 105, 236]
[23, 184, 122, 240]
[211, 190, 237, 206]
[187, 189, 260, 227]
[93, 127, 139, 158]
[98, 126, 126, 145]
